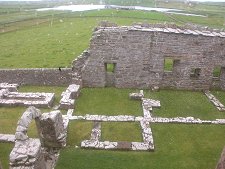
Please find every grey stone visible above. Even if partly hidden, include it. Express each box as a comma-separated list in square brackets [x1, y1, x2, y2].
[37, 110, 66, 148]
[216, 147, 225, 169]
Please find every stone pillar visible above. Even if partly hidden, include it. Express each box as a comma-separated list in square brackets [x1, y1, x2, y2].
[216, 147, 225, 169]
[36, 110, 66, 148]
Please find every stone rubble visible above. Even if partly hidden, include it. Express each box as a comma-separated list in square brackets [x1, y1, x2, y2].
[0, 134, 15, 143]
[129, 90, 144, 100]
[140, 120, 154, 150]
[204, 90, 225, 111]
[100, 25, 225, 38]
[0, 83, 18, 92]
[90, 121, 101, 141]
[59, 84, 81, 109]
[0, 90, 55, 108]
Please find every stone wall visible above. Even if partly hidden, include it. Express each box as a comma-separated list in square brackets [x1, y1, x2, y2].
[82, 25, 225, 90]
[0, 68, 72, 86]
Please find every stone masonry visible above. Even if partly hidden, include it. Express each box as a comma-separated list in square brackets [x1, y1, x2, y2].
[82, 24, 225, 90]
[36, 110, 67, 148]
[9, 107, 67, 169]
[59, 84, 81, 109]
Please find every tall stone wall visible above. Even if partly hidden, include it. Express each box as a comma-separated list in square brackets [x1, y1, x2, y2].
[0, 68, 72, 86]
[82, 26, 225, 90]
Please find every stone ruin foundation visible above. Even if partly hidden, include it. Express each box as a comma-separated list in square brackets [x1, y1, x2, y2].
[0, 82, 225, 168]
[0, 83, 54, 108]
[9, 106, 67, 169]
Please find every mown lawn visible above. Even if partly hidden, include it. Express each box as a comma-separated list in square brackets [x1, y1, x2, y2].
[0, 88, 225, 169]
[145, 89, 225, 120]
[57, 124, 225, 169]
[55, 88, 225, 169]
[75, 88, 142, 116]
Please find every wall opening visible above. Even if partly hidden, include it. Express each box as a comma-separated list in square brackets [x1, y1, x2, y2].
[213, 66, 221, 79]
[190, 68, 201, 79]
[105, 63, 116, 87]
[105, 63, 116, 73]
[164, 58, 174, 72]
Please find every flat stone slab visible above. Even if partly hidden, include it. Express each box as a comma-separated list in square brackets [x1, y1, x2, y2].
[0, 134, 15, 143]
[117, 142, 132, 150]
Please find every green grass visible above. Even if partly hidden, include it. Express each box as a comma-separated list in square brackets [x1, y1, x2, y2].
[1, 87, 225, 169]
[0, 143, 13, 169]
[144, 89, 225, 120]
[1, 2, 225, 168]
[0, 8, 225, 68]
[56, 124, 225, 169]
[213, 66, 221, 77]
[0, 85, 66, 135]
[55, 88, 225, 169]
[211, 90, 225, 106]
[102, 122, 142, 142]
[75, 88, 142, 116]
[164, 58, 173, 71]
[67, 121, 93, 146]
[18, 85, 66, 105]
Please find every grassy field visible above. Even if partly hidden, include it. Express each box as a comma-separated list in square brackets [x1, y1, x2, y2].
[0, 3, 225, 68]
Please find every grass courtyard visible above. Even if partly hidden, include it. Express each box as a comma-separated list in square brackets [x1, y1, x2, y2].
[1, 87, 225, 168]
[56, 88, 225, 169]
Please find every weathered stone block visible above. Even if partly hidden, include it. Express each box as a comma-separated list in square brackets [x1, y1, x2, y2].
[117, 142, 132, 150]
[37, 110, 66, 148]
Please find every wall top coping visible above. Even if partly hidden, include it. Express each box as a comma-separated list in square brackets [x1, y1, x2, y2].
[0, 68, 72, 71]
[96, 26, 225, 38]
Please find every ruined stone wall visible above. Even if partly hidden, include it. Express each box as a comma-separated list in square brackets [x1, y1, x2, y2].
[0, 68, 72, 86]
[82, 26, 225, 90]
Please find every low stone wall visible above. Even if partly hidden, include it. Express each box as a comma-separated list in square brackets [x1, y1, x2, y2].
[0, 68, 72, 86]
[0, 90, 55, 108]
[59, 84, 81, 109]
